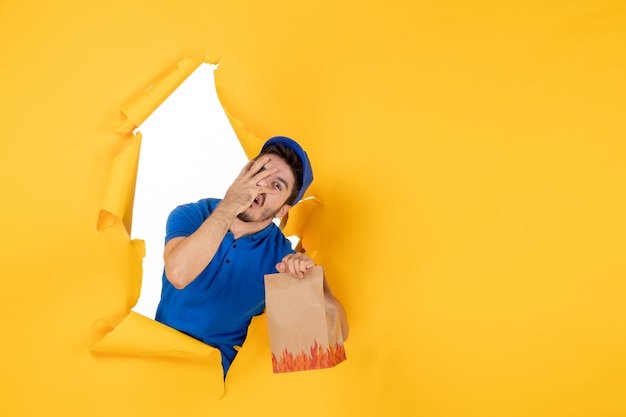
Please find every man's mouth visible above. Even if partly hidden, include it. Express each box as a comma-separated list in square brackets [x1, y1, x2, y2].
[252, 194, 265, 207]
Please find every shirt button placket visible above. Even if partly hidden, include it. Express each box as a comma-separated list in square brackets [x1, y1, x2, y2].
[225, 243, 236, 265]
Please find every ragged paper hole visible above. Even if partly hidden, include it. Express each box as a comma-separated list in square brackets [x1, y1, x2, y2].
[131, 63, 248, 317]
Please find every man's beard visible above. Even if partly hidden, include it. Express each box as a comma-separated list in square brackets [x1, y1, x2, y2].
[237, 206, 282, 223]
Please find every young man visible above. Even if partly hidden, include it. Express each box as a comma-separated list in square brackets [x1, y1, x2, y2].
[155, 136, 315, 377]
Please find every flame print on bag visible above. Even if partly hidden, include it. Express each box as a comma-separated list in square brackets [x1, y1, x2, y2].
[272, 340, 346, 373]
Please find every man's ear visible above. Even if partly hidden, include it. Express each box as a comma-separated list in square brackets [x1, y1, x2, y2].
[276, 204, 291, 219]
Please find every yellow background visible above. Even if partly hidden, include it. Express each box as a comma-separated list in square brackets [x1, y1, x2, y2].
[1, 1, 625, 416]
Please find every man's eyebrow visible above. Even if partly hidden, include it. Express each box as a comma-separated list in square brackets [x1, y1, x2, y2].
[276, 176, 289, 190]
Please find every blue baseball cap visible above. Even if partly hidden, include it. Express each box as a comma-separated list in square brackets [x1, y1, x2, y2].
[261, 136, 313, 204]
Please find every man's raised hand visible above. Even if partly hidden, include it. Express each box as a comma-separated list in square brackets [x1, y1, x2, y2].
[222, 156, 278, 214]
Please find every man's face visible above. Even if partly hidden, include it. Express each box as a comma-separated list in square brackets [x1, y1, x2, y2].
[237, 154, 295, 223]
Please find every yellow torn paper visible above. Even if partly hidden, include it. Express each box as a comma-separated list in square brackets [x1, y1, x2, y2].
[98, 133, 142, 232]
[1, 1, 625, 417]
[116, 58, 204, 134]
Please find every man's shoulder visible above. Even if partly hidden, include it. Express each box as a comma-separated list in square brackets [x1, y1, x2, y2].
[167, 198, 222, 227]
[262, 223, 296, 251]
[199, 198, 222, 212]
[165, 198, 223, 239]
[175, 198, 221, 213]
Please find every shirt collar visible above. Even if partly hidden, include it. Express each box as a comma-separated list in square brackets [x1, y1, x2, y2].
[226, 221, 276, 242]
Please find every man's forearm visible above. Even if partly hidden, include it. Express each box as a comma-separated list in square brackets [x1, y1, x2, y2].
[164, 203, 239, 289]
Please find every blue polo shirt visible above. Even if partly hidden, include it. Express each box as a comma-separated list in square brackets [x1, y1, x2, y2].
[155, 198, 295, 376]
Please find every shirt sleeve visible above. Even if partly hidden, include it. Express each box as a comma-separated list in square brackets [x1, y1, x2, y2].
[164, 200, 210, 244]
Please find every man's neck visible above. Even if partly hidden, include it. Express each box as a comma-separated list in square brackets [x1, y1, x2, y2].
[229, 217, 273, 240]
